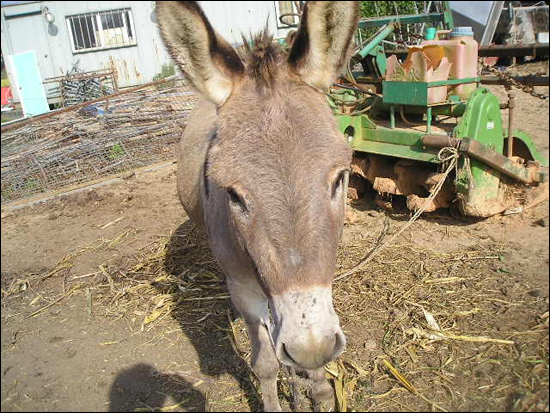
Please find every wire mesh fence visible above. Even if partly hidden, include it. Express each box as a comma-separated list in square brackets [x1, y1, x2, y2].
[43, 67, 119, 108]
[1, 77, 197, 205]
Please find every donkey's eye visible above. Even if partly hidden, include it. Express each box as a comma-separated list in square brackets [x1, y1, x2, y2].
[332, 170, 348, 198]
[227, 188, 248, 213]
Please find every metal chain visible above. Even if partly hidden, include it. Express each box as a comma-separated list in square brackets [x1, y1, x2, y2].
[480, 60, 549, 100]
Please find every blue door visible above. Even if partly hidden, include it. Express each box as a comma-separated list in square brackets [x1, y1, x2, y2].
[10, 51, 50, 117]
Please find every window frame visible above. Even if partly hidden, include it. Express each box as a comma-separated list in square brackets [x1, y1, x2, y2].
[274, 1, 299, 29]
[66, 8, 137, 54]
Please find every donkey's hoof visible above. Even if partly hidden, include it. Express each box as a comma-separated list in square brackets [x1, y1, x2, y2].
[293, 391, 310, 412]
[313, 398, 335, 412]
[262, 398, 283, 412]
[312, 385, 336, 412]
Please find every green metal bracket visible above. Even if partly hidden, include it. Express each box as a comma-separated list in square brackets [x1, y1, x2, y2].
[383, 82, 432, 106]
[442, 1, 455, 30]
[508, 129, 549, 167]
[428, 77, 480, 87]
[382, 78, 481, 106]
[336, 113, 442, 163]
[453, 88, 509, 216]
[374, 45, 388, 77]
[356, 22, 396, 77]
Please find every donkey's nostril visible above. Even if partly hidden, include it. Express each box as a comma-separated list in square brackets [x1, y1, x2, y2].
[277, 330, 346, 370]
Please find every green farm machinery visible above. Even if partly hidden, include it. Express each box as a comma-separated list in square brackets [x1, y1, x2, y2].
[331, 2, 549, 217]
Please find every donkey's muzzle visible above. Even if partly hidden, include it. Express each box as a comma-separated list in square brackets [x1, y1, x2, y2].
[271, 287, 346, 370]
[277, 329, 346, 370]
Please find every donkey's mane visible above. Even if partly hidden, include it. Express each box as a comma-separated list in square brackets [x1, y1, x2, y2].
[240, 29, 284, 92]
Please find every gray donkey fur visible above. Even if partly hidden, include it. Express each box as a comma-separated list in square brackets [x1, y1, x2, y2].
[156, 1, 360, 411]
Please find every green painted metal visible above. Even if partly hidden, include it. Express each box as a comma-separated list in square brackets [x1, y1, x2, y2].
[336, 113, 442, 163]
[508, 130, 549, 167]
[374, 45, 388, 76]
[358, 2, 455, 77]
[442, 1, 455, 29]
[383, 82, 430, 106]
[356, 23, 394, 77]
[454, 88, 504, 153]
[374, 99, 467, 117]
[428, 77, 480, 87]
[357, 23, 396, 59]
[332, 3, 547, 217]
[382, 79, 481, 106]
[453, 88, 507, 215]
[336, 85, 550, 174]
[358, 13, 447, 28]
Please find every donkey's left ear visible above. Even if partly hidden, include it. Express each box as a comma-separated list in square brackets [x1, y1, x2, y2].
[288, 1, 360, 91]
[156, 1, 245, 106]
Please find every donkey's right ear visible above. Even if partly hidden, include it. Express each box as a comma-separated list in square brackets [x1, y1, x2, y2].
[156, 1, 245, 106]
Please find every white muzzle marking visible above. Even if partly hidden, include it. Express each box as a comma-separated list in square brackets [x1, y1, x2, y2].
[269, 286, 346, 370]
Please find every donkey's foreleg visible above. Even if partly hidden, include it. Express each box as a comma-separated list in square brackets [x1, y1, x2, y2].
[247, 321, 282, 412]
[227, 280, 281, 412]
[292, 367, 335, 412]
[308, 368, 335, 412]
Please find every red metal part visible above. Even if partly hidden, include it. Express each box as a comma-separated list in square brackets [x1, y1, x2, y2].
[1, 87, 13, 107]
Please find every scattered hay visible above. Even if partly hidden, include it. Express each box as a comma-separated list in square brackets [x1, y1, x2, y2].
[4, 216, 548, 412]
[329, 216, 548, 411]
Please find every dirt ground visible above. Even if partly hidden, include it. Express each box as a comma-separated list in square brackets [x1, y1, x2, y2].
[1, 65, 549, 412]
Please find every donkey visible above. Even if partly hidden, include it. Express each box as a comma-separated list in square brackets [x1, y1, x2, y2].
[156, 1, 360, 411]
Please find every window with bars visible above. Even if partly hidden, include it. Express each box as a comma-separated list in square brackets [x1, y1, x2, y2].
[66, 9, 136, 53]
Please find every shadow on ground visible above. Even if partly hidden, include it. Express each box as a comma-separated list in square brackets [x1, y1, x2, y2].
[160, 220, 263, 411]
[350, 191, 485, 226]
[108, 363, 205, 411]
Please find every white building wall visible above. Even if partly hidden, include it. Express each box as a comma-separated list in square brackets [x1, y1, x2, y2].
[1, 1, 295, 103]
[200, 1, 295, 45]
[2, 1, 174, 102]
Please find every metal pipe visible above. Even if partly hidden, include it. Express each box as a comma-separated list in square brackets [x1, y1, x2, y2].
[507, 5, 549, 11]
[354, 75, 549, 86]
[390, 105, 396, 129]
[481, 76, 549, 86]
[365, 44, 549, 59]
[357, 22, 396, 59]
[422, 135, 547, 184]
[507, 91, 516, 158]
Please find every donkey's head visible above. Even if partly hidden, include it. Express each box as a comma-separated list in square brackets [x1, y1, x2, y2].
[157, 1, 359, 370]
